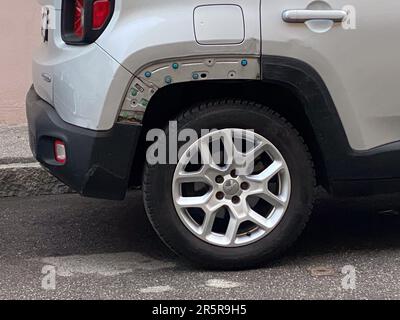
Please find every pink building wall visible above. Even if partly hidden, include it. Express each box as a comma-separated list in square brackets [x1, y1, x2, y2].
[0, 1, 40, 125]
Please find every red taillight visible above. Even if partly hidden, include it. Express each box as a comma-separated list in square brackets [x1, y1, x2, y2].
[54, 140, 67, 165]
[73, 0, 84, 38]
[62, 0, 114, 45]
[92, 0, 111, 30]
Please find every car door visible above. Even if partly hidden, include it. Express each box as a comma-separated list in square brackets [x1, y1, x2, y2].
[261, 0, 400, 151]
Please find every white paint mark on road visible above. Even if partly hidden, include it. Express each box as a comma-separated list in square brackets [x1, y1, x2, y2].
[140, 286, 173, 294]
[205, 279, 242, 289]
[40, 252, 176, 277]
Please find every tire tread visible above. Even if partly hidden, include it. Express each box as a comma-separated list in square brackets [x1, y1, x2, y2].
[143, 99, 316, 270]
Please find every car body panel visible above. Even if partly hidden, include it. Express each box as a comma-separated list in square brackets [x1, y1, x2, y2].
[261, 0, 400, 150]
[33, 6, 132, 130]
[96, 0, 261, 75]
[33, 0, 261, 131]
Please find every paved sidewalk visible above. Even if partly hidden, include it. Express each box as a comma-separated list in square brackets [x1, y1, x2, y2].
[0, 125, 33, 164]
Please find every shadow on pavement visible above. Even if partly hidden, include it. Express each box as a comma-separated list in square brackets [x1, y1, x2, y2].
[1, 191, 400, 265]
[293, 192, 400, 256]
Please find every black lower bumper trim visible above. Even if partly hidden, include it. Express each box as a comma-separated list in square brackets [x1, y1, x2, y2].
[26, 86, 141, 200]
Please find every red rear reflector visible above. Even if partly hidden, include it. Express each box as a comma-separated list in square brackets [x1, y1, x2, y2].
[92, 0, 111, 30]
[54, 140, 67, 164]
[73, 0, 84, 38]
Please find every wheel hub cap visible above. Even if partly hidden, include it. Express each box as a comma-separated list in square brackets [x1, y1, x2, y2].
[223, 179, 240, 196]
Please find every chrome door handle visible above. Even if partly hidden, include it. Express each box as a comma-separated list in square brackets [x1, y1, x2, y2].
[282, 9, 347, 23]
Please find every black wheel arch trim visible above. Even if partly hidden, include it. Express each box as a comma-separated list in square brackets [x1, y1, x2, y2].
[261, 55, 400, 196]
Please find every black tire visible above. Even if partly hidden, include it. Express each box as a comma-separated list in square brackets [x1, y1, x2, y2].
[143, 100, 315, 270]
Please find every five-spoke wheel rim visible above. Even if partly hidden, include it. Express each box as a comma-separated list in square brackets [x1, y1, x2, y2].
[172, 129, 291, 248]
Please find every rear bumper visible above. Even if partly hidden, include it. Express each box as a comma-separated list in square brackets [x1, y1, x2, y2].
[26, 86, 141, 200]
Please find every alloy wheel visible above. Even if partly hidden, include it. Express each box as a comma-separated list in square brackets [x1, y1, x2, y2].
[172, 129, 291, 248]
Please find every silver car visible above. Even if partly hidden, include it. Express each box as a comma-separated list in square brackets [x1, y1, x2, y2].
[27, 0, 400, 269]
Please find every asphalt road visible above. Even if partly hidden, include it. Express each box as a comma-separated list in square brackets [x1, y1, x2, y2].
[1, 191, 400, 300]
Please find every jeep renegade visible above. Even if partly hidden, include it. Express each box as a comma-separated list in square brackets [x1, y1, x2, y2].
[27, 0, 400, 269]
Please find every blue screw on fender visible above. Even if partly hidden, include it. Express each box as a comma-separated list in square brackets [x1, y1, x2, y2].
[165, 76, 173, 84]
